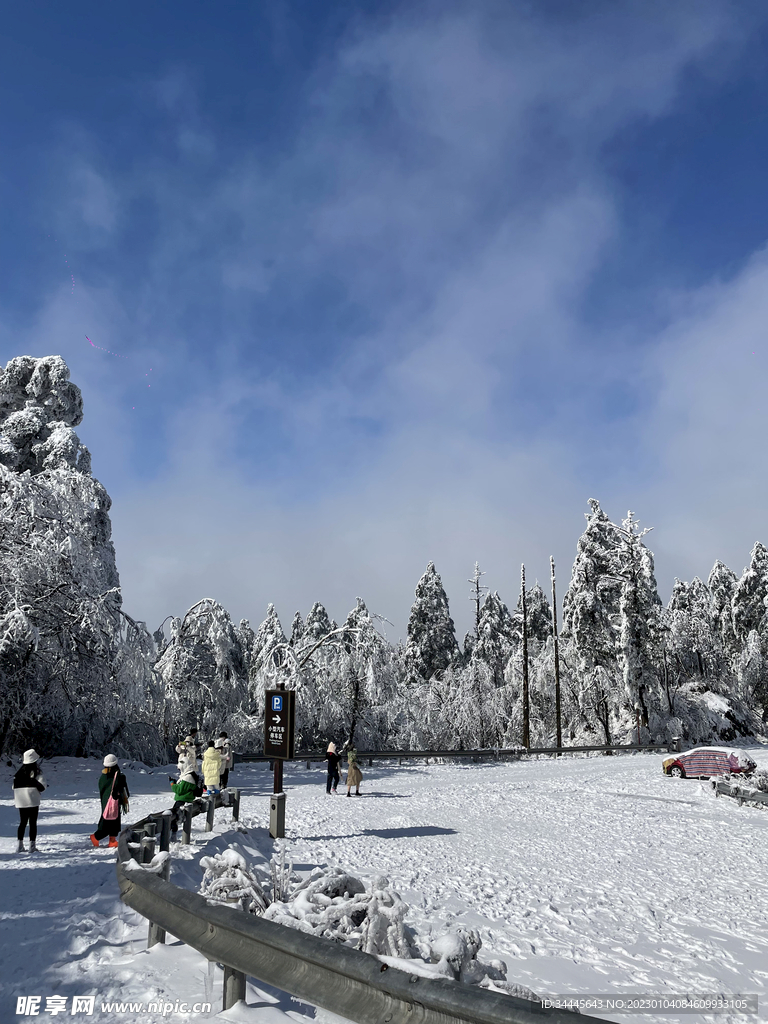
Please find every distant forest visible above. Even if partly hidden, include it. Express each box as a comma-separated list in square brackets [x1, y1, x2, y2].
[1, 356, 764, 761]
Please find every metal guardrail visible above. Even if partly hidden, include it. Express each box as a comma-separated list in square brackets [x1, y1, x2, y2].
[236, 741, 679, 768]
[116, 796, 613, 1023]
[711, 778, 768, 807]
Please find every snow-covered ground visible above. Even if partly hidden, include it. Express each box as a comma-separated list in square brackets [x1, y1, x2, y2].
[2, 747, 767, 1023]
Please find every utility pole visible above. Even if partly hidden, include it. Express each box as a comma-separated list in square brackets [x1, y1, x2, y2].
[550, 556, 562, 750]
[521, 563, 530, 749]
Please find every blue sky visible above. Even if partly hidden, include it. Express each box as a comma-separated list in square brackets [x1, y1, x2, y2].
[3, 1, 768, 640]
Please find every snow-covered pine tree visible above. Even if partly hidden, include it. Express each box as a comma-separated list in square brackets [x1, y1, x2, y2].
[473, 592, 516, 687]
[615, 511, 662, 728]
[707, 560, 739, 664]
[247, 604, 289, 711]
[561, 499, 623, 742]
[405, 562, 460, 685]
[731, 543, 768, 718]
[518, 583, 552, 646]
[732, 542, 768, 640]
[304, 602, 336, 641]
[289, 611, 305, 647]
[236, 619, 256, 677]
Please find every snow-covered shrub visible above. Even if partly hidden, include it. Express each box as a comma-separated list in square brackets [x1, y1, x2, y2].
[199, 849, 270, 914]
[263, 867, 417, 957]
[428, 926, 508, 988]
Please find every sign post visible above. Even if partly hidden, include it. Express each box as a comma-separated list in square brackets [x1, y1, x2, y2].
[264, 689, 295, 838]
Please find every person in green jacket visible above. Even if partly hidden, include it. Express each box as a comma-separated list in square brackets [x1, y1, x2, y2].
[170, 768, 198, 834]
[90, 754, 129, 849]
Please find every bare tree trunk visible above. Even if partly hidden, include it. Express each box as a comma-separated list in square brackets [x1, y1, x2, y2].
[521, 564, 530, 748]
[550, 556, 562, 750]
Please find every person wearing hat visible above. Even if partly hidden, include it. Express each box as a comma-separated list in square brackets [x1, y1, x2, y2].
[13, 749, 46, 853]
[217, 732, 232, 789]
[324, 741, 341, 794]
[90, 754, 130, 849]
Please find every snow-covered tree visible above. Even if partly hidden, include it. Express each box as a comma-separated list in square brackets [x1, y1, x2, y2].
[732, 542, 768, 641]
[304, 602, 336, 641]
[472, 591, 516, 687]
[561, 499, 623, 741]
[289, 611, 305, 648]
[708, 560, 739, 664]
[156, 598, 248, 745]
[405, 562, 460, 685]
[247, 604, 289, 702]
[614, 511, 662, 725]
[0, 356, 137, 756]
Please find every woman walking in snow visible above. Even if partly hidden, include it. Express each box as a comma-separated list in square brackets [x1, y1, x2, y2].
[13, 749, 46, 853]
[202, 740, 222, 795]
[345, 743, 363, 797]
[324, 741, 341, 794]
[90, 754, 130, 849]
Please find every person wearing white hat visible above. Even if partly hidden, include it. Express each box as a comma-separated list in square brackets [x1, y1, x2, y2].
[90, 754, 130, 849]
[13, 749, 46, 853]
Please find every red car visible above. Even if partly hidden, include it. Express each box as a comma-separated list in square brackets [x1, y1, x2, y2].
[663, 746, 757, 779]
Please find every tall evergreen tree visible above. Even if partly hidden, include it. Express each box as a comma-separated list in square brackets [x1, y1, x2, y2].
[405, 562, 459, 684]
[732, 542, 768, 640]
[561, 499, 622, 741]
[289, 611, 305, 648]
[247, 604, 288, 706]
[304, 602, 336, 641]
[615, 511, 661, 723]
[708, 560, 738, 663]
[473, 591, 516, 686]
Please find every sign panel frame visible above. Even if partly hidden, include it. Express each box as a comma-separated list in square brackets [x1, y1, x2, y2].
[264, 689, 295, 760]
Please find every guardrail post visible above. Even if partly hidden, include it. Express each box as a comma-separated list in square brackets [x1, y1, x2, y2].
[230, 788, 240, 821]
[205, 795, 215, 832]
[306, 759, 311, 770]
[140, 835, 155, 865]
[144, 821, 157, 840]
[182, 805, 191, 845]
[159, 813, 171, 853]
[222, 964, 247, 1010]
[368, 758, 372, 767]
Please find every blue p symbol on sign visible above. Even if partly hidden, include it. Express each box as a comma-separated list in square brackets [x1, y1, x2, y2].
[272, 695, 283, 711]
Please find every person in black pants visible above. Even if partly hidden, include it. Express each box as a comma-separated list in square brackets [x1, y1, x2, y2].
[324, 742, 341, 794]
[90, 754, 130, 849]
[13, 749, 46, 853]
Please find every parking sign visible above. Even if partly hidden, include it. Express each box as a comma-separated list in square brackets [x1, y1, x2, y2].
[264, 689, 295, 759]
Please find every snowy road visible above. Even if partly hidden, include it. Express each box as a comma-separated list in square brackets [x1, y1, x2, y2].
[1, 748, 767, 1023]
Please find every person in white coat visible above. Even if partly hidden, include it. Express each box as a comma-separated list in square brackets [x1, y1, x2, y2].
[202, 741, 222, 795]
[217, 732, 232, 789]
[13, 749, 46, 853]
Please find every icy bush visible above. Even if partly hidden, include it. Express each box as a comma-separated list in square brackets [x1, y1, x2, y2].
[742, 767, 768, 793]
[262, 867, 415, 953]
[199, 849, 270, 914]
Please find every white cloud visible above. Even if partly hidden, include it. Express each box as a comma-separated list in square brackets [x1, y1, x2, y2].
[6, 1, 768, 638]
